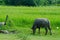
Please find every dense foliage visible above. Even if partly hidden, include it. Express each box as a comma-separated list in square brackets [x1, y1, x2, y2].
[0, 0, 60, 6]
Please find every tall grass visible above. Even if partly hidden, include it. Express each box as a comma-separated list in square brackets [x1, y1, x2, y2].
[0, 6, 60, 40]
[0, 6, 60, 29]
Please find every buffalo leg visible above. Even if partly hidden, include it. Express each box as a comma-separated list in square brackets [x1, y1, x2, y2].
[45, 27, 48, 35]
[48, 27, 52, 35]
[38, 28, 40, 34]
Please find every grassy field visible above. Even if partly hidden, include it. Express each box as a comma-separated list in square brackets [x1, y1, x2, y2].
[0, 6, 60, 40]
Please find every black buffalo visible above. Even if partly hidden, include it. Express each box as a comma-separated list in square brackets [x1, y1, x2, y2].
[32, 18, 52, 35]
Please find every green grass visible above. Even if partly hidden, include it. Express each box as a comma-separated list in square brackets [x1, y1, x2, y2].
[0, 6, 60, 40]
[0, 28, 60, 40]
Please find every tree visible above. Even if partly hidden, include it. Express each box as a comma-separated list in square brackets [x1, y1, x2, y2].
[2, 0, 60, 6]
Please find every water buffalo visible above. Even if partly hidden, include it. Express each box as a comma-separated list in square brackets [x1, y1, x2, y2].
[32, 18, 52, 35]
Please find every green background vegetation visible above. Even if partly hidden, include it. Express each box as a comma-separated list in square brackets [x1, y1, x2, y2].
[0, 6, 60, 28]
[0, 6, 60, 40]
[0, 0, 60, 6]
